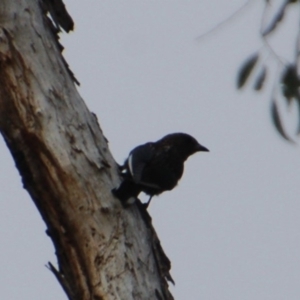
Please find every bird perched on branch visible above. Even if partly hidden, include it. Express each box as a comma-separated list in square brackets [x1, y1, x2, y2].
[112, 132, 209, 208]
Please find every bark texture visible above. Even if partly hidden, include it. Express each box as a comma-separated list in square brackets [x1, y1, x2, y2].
[0, 1, 173, 299]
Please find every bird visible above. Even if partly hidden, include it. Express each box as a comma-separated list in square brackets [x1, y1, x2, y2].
[112, 132, 209, 208]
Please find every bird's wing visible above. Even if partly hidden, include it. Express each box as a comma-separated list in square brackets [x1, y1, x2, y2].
[128, 143, 154, 183]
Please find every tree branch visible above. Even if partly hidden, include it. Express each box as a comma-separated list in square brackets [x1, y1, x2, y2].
[0, 1, 173, 299]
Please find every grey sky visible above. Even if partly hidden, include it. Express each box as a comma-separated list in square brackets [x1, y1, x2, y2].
[1, 1, 300, 299]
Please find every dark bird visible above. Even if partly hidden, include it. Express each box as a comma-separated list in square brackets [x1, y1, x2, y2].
[112, 132, 209, 208]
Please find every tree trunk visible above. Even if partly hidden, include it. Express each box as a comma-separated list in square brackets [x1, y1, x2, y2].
[0, 1, 173, 299]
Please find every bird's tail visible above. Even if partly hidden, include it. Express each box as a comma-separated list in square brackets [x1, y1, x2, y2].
[112, 179, 141, 207]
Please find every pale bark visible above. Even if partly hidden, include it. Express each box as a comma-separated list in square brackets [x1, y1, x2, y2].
[0, 1, 173, 299]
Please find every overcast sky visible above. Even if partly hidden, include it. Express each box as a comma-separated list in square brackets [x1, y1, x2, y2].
[1, 1, 300, 299]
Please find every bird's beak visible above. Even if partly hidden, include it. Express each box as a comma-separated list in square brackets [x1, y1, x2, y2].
[196, 144, 209, 152]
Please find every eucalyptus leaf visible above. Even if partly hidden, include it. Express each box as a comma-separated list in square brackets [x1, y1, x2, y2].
[237, 53, 259, 89]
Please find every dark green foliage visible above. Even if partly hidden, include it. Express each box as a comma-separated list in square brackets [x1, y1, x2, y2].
[237, 53, 259, 89]
[271, 100, 294, 142]
[237, 0, 300, 142]
[254, 66, 267, 91]
[262, 0, 288, 36]
[281, 64, 300, 101]
[262, 0, 299, 36]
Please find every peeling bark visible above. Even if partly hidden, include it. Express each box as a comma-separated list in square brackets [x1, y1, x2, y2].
[0, 1, 174, 299]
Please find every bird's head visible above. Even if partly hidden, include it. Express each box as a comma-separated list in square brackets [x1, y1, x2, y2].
[160, 132, 209, 159]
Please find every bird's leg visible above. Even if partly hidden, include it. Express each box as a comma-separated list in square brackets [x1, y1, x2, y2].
[143, 195, 153, 209]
